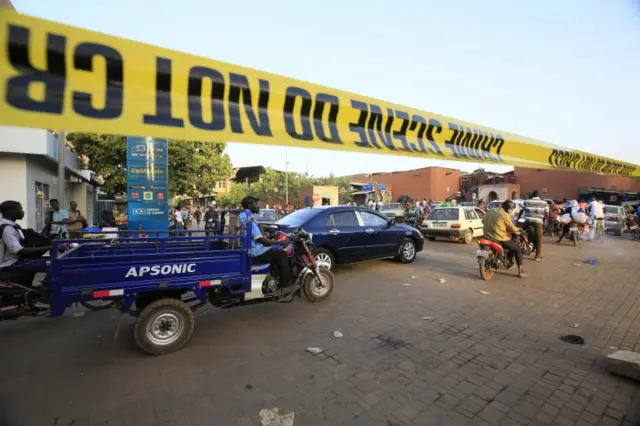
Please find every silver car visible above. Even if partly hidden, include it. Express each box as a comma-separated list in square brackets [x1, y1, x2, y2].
[604, 205, 624, 236]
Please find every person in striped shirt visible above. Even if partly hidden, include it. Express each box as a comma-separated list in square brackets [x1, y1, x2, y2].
[520, 190, 549, 261]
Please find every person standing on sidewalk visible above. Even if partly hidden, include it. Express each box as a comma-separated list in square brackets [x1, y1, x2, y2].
[521, 190, 549, 261]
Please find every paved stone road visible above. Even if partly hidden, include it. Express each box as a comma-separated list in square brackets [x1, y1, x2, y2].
[0, 236, 639, 426]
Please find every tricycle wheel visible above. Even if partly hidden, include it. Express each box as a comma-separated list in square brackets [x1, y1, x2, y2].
[134, 298, 195, 355]
[80, 300, 115, 311]
[302, 268, 334, 302]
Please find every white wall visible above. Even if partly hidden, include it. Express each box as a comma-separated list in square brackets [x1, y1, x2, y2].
[26, 156, 59, 230]
[0, 126, 48, 155]
[478, 184, 510, 202]
[0, 154, 28, 223]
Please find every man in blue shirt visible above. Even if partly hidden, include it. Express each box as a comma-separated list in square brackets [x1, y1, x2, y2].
[240, 196, 293, 291]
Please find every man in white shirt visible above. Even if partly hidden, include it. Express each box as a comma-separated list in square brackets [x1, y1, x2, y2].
[587, 198, 605, 240]
[0, 201, 50, 286]
[174, 206, 185, 235]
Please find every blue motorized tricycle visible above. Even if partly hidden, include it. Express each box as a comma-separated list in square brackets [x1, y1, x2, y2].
[0, 211, 334, 355]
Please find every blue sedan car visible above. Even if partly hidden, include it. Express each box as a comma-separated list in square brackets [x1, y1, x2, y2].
[272, 206, 424, 269]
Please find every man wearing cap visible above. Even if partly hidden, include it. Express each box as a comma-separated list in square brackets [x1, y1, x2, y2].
[240, 196, 293, 292]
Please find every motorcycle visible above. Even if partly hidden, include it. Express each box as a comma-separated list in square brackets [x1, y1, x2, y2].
[515, 219, 535, 256]
[626, 214, 640, 241]
[204, 217, 218, 236]
[476, 233, 532, 281]
[567, 220, 587, 247]
[247, 227, 334, 302]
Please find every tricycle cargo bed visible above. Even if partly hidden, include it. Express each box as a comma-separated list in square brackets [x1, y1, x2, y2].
[47, 235, 249, 315]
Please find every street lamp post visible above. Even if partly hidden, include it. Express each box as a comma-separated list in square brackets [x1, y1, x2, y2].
[57, 130, 66, 202]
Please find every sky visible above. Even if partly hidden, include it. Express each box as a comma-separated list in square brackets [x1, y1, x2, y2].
[12, 0, 640, 177]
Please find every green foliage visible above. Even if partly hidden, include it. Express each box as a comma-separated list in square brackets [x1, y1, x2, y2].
[216, 183, 249, 207]
[67, 133, 231, 198]
[250, 171, 354, 205]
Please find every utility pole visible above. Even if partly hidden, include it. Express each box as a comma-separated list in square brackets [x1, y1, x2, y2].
[57, 130, 66, 202]
[285, 148, 289, 204]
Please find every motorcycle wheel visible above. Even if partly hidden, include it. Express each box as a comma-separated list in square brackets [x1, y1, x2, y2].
[302, 268, 334, 302]
[479, 255, 495, 281]
[81, 299, 116, 310]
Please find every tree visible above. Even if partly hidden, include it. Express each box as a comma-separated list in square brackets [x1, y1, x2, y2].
[67, 133, 231, 198]
[216, 183, 248, 207]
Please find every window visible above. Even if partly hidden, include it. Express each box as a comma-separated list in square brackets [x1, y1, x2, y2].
[276, 208, 321, 227]
[359, 211, 388, 227]
[464, 209, 478, 220]
[257, 211, 277, 221]
[329, 211, 360, 228]
[427, 208, 459, 221]
[475, 208, 486, 219]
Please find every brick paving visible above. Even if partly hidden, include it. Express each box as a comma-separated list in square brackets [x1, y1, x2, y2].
[0, 236, 638, 426]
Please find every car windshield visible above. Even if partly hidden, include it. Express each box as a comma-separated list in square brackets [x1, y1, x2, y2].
[605, 206, 619, 215]
[275, 208, 321, 227]
[256, 210, 277, 221]
[427, 208, 459, 221]
[382, 203, 402, 210]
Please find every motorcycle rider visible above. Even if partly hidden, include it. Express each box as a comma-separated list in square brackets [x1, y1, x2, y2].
[557, 200, 585, 243]
[0, 201, 50, 287]
[483, 200, 528, 278]
[240, 196, 294, 293]
[519, 190, 548, 261]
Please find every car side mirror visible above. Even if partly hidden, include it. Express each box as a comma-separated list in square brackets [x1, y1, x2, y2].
[388, 218, 395, 227]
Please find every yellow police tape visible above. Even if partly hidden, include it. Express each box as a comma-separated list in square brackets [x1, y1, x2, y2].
[0, 9, 638, 177]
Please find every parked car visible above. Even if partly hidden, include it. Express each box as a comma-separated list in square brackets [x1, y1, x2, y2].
[271, 206, 424, 269]
[379, 203, 406, 218]
[486, 199, 523, 219]
[604, 205, 624, 236]
[421, 206, 486, 244]
[255, 208, 281, 232]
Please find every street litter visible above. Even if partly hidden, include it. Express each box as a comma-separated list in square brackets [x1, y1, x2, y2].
[438, 278, 447, 284]
[410, 275, 417, 279]
[478, 290, 491, 295]
[610, 346, 618, 350]
[570, 323, 580, 328]
[402, 283, 411, 286]
[73, 312, 85, 317]
[422, 317, 433, 320]
[573, 263, 582, 267]
[333, 331, 343, 338]
[306, 347, 323, 355]
[584, 259, 598, 265]
[259, 408, 295, 426]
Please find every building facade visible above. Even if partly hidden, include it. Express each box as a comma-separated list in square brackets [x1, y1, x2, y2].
[0, 126, 99, 231]
[513, 167, 640, 202]
[343, 166, 461, 203]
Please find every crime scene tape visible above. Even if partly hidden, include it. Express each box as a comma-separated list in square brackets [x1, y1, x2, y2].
[0, 9, 638, 177]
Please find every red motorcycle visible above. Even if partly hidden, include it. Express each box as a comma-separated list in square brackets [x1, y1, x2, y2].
[476, 232, 533, 281]
[626, 214, 640, 241]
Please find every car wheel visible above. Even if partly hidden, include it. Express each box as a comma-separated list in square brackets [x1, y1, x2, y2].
[395, 238, 417, 264]
[463, 229, 474, 244]
[616, 227, 623, 237]
[314, 248, 334, 270]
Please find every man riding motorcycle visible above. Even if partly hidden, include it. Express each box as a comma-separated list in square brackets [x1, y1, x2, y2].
[557, 200, 585, 244]
[0, 200, 50, 287]
[239, 196, 294, 293]
[482, 200, 528, 278]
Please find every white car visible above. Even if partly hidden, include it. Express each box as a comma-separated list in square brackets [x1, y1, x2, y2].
[421, 206, 486, 244]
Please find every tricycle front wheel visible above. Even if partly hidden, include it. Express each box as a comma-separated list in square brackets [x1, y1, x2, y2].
[302, 268, 334, 302]
[80, 300, 115, 311]
[134, 298, 195, 355]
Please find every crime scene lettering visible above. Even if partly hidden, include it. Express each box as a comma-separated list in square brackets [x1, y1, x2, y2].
[283, 87, 343, 144]
[73, 43, 124, 119]
[5, 24, 124, 119]
[228, 73, 271, 136]
[444, 124, 505, 162]
[548, 150, 635, 177]
[348, 100, 444, 156]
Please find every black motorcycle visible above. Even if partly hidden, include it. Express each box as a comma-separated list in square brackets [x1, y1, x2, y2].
[204, 217, 218, 236]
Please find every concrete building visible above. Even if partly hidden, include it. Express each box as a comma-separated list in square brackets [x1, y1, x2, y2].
[513, 167, 640, 203]
[300, 185, 339, 207]
[0, 126, 100, 231]
[343, 166, 461, 202]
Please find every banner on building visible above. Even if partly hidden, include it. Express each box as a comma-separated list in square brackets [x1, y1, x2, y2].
[0, 10, 638, 177]
[126, 136, 169, 232]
